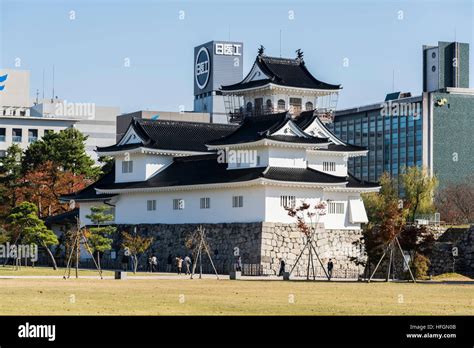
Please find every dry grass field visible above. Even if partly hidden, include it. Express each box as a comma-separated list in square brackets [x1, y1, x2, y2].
[0, 269, 473, 315]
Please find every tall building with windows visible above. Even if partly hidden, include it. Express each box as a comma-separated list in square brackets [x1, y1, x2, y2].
[0, 69, 119, 161]
[327, 41, 473, 189]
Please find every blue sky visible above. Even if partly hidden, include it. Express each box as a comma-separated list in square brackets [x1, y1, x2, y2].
[1, 0, 473, 113]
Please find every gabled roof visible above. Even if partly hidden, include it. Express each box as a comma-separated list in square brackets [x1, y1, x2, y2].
[207, 112, 329, 147]
[295, 110, 367, 152]
[97, 119, 237, 153]
[221, 55, 341, 92]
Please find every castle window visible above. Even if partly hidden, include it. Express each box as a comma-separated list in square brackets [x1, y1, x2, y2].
[147, 200, 156, 211]
[122, 160, 133, 173]
[266, 99, 273, 110]
[200, 197, 210, 209]
[277, 99, 286, 110]
[173, 199, 185, 210]
[323, 161, 336, 172]
[232, 196, 243, 208]
[328, 201, 345, 214]
[305, 101, 314, 110]
[280, 195, 296, 209]
[246, 102, 253, 113]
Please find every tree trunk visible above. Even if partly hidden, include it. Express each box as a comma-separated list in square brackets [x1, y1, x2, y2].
[133, 255, 138, 274]
[97, 251, 101, 271]
[42, 242, 58, 270]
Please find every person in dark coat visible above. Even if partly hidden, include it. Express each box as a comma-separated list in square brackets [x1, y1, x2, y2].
[278, 259, 286, 276]
[327, 259, 334, 280]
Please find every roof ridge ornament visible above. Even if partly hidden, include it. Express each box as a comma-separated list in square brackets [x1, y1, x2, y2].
[257, 45, 265, 60]
[295, 49, 304, 64]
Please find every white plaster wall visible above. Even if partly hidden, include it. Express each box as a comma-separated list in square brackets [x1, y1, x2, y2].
[264, 186, 362, 229]
[113, 186, 266, 224]
[307, 151, 348, 177]
[115, 153, 173, 183]
[268, 147, 306, 168]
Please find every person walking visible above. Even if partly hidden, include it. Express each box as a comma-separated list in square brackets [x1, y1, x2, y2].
[147, 256, 153, 272]
[184, 255, 192, 275]
[278, 259, 286, 276]
[236, 256, 242, 272]
[151, 255, 158, 272]
[176, 256, 183, 275]
[166, 254, 172, 273]
[121, 252, 130, 271]
[327, 258, 334, 280]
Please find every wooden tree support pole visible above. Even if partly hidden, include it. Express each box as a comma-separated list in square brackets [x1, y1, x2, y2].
[367, 246, 388, 283]
[395, 237, 417, 283]
[309, 242, 331, 281]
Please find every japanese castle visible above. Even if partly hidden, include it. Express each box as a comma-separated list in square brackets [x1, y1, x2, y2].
[63, 47, 380, 275]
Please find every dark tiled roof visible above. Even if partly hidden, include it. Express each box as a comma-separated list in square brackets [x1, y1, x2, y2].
[221, 56, 341, 91]
[97, 119, 237, 153]
[346, 173, 380, 188]
[60, 167, 117, 202]
[325, 144, 367, 152]
[95, 155, 352, 191]
[264, 167, 346, 184]
[45, 208, 79, 226]
[294, 110, 317, 129]
[207, 112, 327, 146]
[294, 111, 367, 151]
[266, 135, 328, 144]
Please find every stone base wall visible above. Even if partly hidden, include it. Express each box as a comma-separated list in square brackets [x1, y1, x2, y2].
[430, 225, 474, 276]
[260, 223, 365, 277]
[111, 223, 365, 277]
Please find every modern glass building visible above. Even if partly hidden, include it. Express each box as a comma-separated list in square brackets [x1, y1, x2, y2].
[327, 41, 472, 189]
[328, 93, 423, 184]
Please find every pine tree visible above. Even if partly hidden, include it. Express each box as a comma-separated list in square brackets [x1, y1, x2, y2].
[86, 205, 116, 270]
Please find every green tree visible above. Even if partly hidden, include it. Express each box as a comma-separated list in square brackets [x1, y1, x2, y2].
[360, 173, 408, 277]
[23, 128, 100, 179]
[401, 166, 438, 222]
[7, 202, 59, 269]
[121, 232, 153, 274]
[86, 205, 116, 270]
[0, 144, 23, 219]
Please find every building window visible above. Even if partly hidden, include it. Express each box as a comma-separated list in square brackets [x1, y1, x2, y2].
[121, 161, 133, 173]
[12, 129, 22, 143]
[266, 99, 273, 111]
[323, 161, 336, 172]
[44, 129, 54, 136]
[289, 98, 302, 114]
[200, 197, 210, 209]
[277, 99, 286, 110]
[280, 195, 296, 209]
[28, 129, 38, 143]
[328, 201, 345, 214]
[305, 101, 314, 110]
[0, 128, 5, 142]
[0, 150, 6, 158]
[147, 200, 156, 211]
[232, 196, 243, 208]
[246, 102, 253, 113]
[173, 198, 185, 210]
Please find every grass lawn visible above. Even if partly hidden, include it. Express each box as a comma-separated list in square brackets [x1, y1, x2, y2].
[0, 277, 473, 315]
[0, 266, 173, 277]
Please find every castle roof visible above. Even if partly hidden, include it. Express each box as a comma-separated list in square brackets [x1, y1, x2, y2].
[221, 55, 341, 92]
